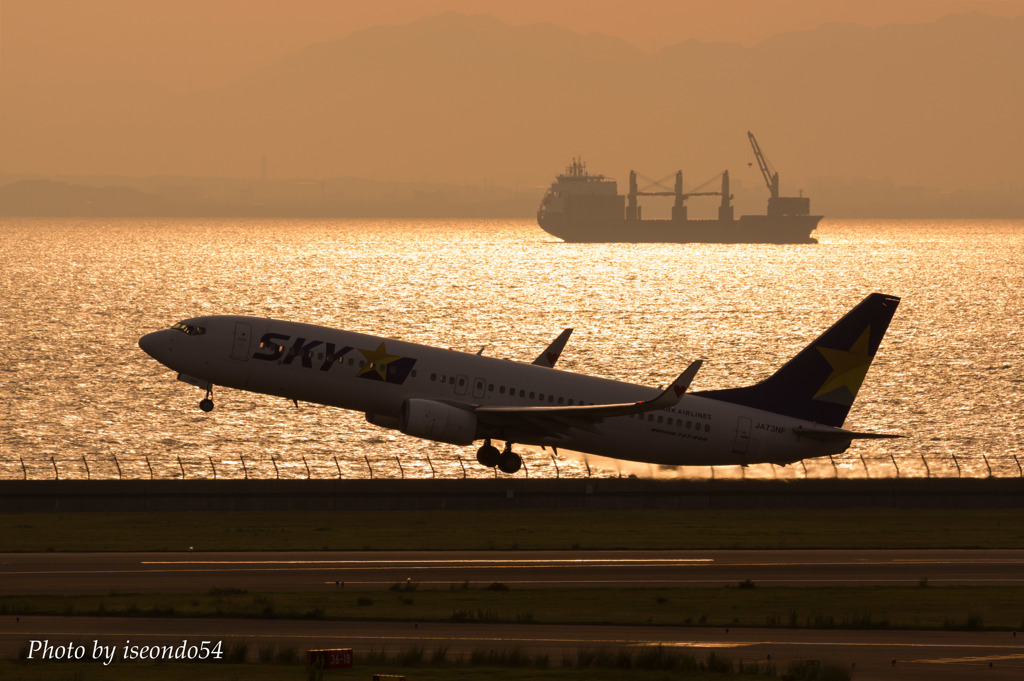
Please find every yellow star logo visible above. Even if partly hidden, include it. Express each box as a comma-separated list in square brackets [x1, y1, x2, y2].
[358, 342, 402, 381]
[813, 327, 872, 402]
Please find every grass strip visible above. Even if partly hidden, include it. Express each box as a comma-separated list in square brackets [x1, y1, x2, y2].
[3, 585, 1022, 631]
[5, 508, 1024, 552]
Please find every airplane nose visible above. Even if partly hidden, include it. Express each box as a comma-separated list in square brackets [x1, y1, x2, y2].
[139, 330, 168, 359]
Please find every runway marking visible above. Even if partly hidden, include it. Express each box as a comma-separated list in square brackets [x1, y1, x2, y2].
[318, 578, 1024, 586]
[909, 654, 1024, 664]
[7, 568, 1024, 587]
[139, 558, 715, 565]
[893, 559, 1024, 564]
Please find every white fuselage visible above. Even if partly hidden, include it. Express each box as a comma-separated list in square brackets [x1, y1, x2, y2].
[140, 315, 851, 467]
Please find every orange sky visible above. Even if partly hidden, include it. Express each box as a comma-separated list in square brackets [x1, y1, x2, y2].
[2, 0, 1022, 198]
[4, 0, 1024, 92]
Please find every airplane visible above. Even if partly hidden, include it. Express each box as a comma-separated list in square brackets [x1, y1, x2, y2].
[138, 293, 901, 474]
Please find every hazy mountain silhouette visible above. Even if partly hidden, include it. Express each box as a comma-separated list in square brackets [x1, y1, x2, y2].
[1, 11, 1021, 215]
[0, 180, 170, 216]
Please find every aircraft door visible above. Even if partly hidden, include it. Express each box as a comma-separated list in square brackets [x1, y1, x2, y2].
[472, 378, 487, 399]
[230, 322, 253, 361]
[732, 416, 751, 454]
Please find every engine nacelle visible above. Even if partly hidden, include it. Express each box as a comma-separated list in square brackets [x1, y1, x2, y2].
[399, 399, 477, 445]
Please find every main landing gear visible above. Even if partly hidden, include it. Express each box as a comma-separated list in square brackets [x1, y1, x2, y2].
[476, 440, 500, 467]
[476, 439, 522, 475]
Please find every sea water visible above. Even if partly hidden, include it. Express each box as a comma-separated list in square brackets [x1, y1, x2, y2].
[1, 218, 1021, 480]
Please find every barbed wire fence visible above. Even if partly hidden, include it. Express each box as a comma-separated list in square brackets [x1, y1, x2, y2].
[2, 452, 1022, 482]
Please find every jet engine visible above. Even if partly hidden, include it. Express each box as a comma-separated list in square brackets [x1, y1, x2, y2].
[399, 399, 477, 445]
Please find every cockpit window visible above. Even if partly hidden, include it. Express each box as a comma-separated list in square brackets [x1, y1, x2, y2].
[171, 322, 206, 336]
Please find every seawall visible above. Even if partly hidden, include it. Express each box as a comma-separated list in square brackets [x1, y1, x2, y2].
[2, 477, 1023, 512]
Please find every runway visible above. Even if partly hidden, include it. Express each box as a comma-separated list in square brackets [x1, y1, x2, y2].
[2, 615, 1023, 680]
[5, 549, 1024, 679]
[4, 549, 1024, 594]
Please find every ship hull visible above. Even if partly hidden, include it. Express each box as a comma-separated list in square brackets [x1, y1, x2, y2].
[537, 213, 821, 244]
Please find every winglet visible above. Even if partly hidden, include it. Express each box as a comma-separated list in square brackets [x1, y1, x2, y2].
[533, 328, 573, 368]
[644, 360, 703, 409]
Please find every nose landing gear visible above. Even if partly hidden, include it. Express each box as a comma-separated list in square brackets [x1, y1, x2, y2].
[199, 387, 214, 412]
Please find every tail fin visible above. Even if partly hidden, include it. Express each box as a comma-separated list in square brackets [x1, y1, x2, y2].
[697, 293, 900, 427]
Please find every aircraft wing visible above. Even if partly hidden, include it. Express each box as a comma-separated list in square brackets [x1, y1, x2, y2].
[532, 328, 573, 368]
[476, 360, 702, 437]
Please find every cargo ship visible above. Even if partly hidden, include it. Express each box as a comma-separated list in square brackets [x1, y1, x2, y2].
[536, 132, 821, 243]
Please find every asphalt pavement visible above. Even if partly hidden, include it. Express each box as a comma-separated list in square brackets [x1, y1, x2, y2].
[4, 549, 1024, 594]
[5, 549, 1024, 680]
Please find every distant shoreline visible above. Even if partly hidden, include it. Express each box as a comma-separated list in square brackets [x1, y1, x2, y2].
[2, 178, 1022, 220]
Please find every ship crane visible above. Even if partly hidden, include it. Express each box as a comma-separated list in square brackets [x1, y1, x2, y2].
[626, 169, 732, 223]
[748, 130, 779, 199]
[747, 130, 810, 217]
[632, 172, 722, 198]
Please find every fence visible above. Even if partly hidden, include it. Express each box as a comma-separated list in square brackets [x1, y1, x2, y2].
[2, 451, 1021, 482]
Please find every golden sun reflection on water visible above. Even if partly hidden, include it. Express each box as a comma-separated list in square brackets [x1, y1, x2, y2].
[1, 218, 1021, 480]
